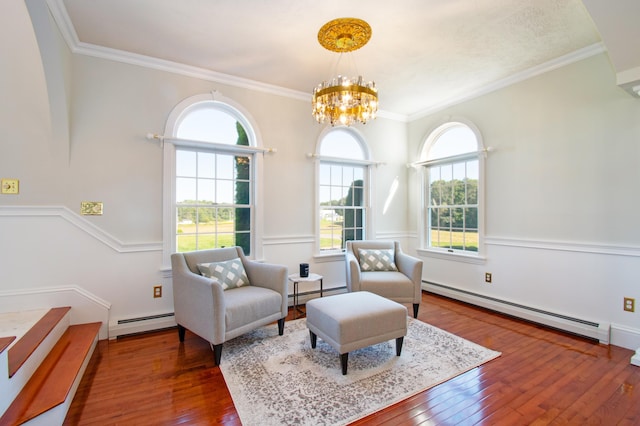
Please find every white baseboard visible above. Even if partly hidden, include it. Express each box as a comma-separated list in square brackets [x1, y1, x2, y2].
[108, 315, 177, 340]
[424, 282, 610, 345]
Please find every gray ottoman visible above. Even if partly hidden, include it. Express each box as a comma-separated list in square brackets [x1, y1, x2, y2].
[306, 291, 408, 375]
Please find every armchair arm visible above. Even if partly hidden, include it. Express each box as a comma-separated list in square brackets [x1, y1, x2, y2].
[345, 251, 362, 292]
[171, 253, 226, 345]
[395, 251, 424, 300]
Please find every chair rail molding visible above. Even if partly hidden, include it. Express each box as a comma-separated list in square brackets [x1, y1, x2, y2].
[485, 236, 640, 257]
[0, 205, 162, 253]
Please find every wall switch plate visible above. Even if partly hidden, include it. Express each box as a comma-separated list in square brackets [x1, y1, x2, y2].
[1, 178, 19, 194]
[81, 201, 103, 215]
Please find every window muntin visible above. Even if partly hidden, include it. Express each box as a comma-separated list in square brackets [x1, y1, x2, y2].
[173, 103, 254, 255]
[423, 122, 480, 254]
[317, 129, 369, 252]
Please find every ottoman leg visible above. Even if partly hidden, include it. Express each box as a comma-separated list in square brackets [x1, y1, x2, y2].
[309, 330, 317, 348]
[340, 353, 349, 375]
[396, 336, 404, 356]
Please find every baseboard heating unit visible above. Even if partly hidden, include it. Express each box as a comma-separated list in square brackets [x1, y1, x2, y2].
[424, 281, 610, 344]
[109, 312, 177, 339]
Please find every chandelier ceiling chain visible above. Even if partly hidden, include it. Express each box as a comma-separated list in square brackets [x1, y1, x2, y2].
[312, 18, 378, 126]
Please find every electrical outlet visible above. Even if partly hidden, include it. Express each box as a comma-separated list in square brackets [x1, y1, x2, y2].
[153, 285, 162, 298]
[624, 297, 635, 312]
[485, 272, 492, 283]
[1, 178, 19, 194]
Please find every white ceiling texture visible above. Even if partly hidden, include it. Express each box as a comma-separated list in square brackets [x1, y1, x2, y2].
[49, 0, 638, 121]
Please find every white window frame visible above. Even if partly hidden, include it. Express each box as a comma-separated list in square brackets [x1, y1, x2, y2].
[416, 119, 486, 263]
[162, 93, 264, 266]
[314, 126, 374, 257]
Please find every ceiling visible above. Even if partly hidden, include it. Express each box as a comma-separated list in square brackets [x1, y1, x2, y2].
[53, 0, 607, 119]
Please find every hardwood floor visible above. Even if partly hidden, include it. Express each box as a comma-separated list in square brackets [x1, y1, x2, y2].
[64, 293, 640, 425]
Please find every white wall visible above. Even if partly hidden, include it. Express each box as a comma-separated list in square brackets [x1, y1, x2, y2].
[0, 2, 412, 333]
[409, 53, 640, 348]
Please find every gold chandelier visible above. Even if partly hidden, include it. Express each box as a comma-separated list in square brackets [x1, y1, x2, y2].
[312, 18, 378, 126]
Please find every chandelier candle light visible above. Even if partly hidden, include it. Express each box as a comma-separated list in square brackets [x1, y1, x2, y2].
[312, 18, 378, 126]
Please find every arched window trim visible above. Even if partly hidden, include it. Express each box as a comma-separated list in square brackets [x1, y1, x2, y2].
[416, 118, 486, 262]
[313, 126, 375, 258]
[161, 92, 265, 267]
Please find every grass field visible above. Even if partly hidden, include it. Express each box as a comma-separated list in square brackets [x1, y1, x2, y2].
[177, 221, 478, 252]
[177, 221, 238, 252]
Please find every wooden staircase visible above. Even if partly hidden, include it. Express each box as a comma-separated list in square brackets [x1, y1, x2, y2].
[0, 307, 101, 425]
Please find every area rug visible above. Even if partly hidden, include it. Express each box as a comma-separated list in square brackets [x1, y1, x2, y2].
[220, 318, 501, 426]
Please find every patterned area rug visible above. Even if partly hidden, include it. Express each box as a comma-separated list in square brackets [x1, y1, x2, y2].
[220, 318, 501, 426]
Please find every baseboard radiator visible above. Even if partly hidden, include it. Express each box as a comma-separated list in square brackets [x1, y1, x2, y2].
[108, 312, 177, 340]
[424, 281, 610, 344]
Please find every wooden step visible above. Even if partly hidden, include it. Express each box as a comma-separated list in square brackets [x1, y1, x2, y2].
[0, 337, 15, 355]
[0, 322, 101, 426]
[8, 307, 71, 378]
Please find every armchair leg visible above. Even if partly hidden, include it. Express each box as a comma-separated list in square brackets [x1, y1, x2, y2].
[277, 318, 285, 335]
[177, 324, 186, 342]
[213, 343, 223, 366]
[413, 303, 419, 318]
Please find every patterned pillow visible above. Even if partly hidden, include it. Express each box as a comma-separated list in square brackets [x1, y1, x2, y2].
[357, 248, 398, 272]
[197, 258, 250, 290]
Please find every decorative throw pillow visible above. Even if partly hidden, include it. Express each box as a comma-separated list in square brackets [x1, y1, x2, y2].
[197, 258, 250, 290]
[357, 248, 398, 272]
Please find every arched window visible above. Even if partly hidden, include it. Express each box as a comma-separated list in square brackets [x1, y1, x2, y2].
[420, 121, 484, 255]
[162, 93, 263, 263]
[316, 128, 371, 252]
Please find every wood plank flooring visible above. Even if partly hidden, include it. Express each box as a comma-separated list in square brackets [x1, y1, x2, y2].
[64, 293, 640, 425]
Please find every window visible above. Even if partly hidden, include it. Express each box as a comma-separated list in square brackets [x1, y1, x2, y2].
[420, 121, 483, 254]
[163, 94, 262, 263]
[317, 128, 371, 252]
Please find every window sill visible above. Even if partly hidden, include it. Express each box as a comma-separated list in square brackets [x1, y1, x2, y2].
[312, 252, 346, 263]
[416, 248, 486, 265]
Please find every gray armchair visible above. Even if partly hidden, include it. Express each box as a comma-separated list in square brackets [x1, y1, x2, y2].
[171, 247, 288, 365]
[345, 240, 423, 318]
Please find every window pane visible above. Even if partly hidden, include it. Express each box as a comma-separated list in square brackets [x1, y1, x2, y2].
[342, 167, 354, 187]
[234, 156, 250, 179]
[428, 124, 477, 160]
[176, 178, 196, 203]
[216, 180, 233, 204]
[319, 186, 331, 205]
[234, 208, 251, 231]
[177, 234, 197, 253]
[198, 179, 215, 204]
[320, 129, 365, 160]
[198, 152, 215, 178]
[330, 165, 342, 185]
[235, 182, 250, 204]
[176, 150, 196, 177]
[177, 106, 241, 144]
[319, 164, 331, 185]
[467, 180, 478, 205]
[216, 154, 234, 178]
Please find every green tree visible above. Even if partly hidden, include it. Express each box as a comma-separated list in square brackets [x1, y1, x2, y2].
[235, 122, 251, 254]
[342, 179, 363, 245]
